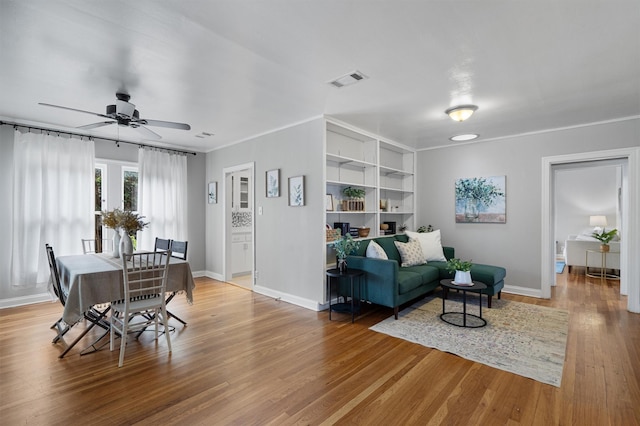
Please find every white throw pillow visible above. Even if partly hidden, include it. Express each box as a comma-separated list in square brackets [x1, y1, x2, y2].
[405, 230, 447, 261]
[394, 240, 426, 267]
[366, 240, 388, 260]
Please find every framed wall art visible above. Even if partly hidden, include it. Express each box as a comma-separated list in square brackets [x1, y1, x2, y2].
[455, 176, 506, 223]
[266, 169, 280, 198]
[208, 181, 217, 204]
[288, 175, 305, 207]
[326, 194, 334, 211]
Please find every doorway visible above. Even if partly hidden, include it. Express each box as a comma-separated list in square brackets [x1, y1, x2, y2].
[542, 147, 639, 313]
[223, 162, 255, 290]
[553, 160, 624, 285]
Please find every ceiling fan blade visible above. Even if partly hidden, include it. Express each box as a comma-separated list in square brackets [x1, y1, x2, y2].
[133, 125, 162, 139]
[139, 118, 191, 130]
[38, 103, 111, 119]
[77, 121, 116, 130]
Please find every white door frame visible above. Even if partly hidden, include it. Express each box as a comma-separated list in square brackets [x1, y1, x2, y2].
[222, 162, 255, 287]
[541, 147, 639, 312]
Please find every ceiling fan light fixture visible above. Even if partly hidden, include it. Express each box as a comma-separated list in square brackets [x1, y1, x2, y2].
[449, 133, 479, 142]
[445, 105, 478, 122]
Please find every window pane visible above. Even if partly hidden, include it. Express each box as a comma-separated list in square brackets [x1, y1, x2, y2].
[123, 170, 138, 211]
[95, 168, 102, 211]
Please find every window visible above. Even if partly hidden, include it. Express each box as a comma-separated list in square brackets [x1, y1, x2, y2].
[123, 167, 138, 212]
[94, 164, 107, 251]
[93, 161, 139, 252]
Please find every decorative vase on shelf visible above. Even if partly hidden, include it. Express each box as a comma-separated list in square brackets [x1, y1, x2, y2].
[112, 230, 121, 258]
[454, 270, 472, 285]
[337, 257, 347, 274]
[119, 230, 134, 256]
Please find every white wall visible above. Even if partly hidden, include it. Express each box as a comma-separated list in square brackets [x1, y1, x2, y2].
[416, 118, 639, 295]
[205, 118, 325, 308]
[0, 128, 206, 305]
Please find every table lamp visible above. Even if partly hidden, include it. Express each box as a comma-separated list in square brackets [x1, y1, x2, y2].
[589, 215, 607, 229]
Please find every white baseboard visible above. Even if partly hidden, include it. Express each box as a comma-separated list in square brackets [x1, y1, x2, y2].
[191, 270, 208, 278]
[503, 284, 544, 299]
[202, 271, 224, 281]
[0, 293, 54, 309]
[253, 285, 322, 311]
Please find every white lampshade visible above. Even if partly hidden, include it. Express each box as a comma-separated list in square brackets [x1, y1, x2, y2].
[589, 215, 608, 227]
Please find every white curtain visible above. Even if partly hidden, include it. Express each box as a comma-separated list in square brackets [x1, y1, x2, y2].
[138, 147, 188, 251]
[11, 130, 95, 287]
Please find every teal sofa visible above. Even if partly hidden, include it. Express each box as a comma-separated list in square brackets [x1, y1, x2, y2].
[346, 235, 507, 319]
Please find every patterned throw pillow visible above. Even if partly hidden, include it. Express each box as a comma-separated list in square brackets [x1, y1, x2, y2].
[394, 240, 426, 267]
[366, 240, 388, 259]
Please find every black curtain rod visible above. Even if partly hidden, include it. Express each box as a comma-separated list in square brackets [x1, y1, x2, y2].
[1, 120, 197, 156]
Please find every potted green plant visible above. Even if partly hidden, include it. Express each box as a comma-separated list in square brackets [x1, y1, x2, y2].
[342, 187, 366, 211]
[417, 224, 433, 233]
[446, 258, 473, 285]
[342, 186, 365, 199]
[329, 234, 361, 273]
[591, 228, 618, 252]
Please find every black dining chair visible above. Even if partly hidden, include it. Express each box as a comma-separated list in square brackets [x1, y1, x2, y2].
[161, 239, 189, 326]
[46, 244, 111, 358]
[154, 237, 171, 252]
[170, 240, 188, 260]
[46, 244, 70, 343]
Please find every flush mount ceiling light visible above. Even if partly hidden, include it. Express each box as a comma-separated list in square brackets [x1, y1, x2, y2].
[445, 105, 478, 122]
[449, 134, 479, 142]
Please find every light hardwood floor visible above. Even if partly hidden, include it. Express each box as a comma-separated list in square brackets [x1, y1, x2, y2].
[1, 270, 639, 425]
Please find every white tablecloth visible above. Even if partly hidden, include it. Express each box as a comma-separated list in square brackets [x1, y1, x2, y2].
[57, 253, 195, 324]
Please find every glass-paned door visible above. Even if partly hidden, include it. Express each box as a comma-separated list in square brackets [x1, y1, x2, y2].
[94, 164, 107, 252]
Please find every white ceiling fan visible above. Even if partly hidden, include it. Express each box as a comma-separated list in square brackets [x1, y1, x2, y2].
[39, 92, 191, 139]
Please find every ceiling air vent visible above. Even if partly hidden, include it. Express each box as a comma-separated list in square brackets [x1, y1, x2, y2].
[329, 70, 368, 88]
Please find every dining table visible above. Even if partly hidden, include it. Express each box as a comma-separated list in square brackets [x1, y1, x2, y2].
[55, 252, 195, 356]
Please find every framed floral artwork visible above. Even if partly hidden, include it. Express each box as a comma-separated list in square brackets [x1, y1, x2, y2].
[288, 175, 304, 207]
[455, 176, 506, 223]
[266, 169, 279, 198]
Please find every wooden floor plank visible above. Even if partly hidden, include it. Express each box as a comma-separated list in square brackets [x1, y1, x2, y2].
[1, 273, 639, 425]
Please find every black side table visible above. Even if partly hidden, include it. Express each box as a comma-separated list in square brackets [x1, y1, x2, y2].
[439, 279, 487, 328]
[326, 268, 365, 323]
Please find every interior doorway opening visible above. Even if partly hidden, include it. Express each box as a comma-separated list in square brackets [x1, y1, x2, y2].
[542, 147, 639, 313]
[223, 162, 255, 290]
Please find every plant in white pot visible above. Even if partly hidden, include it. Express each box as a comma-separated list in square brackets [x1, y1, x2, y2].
[591, 228, 618, 252]
[329, 234, 360, 273]
[446, 258, 473, 285]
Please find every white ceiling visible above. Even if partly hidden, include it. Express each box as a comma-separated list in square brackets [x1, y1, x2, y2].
[1, 1, 639, 153]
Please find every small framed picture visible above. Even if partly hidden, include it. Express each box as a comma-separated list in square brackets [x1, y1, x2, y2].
[288, 175, 305, 207]
[326, 194, 334, 211]
[266, 169, 280, 198]
[208, 181, 217, 204]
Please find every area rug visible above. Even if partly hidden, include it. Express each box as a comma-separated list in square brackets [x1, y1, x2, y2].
[370, 294, 569, 387]
[556, 260, 566, 274]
